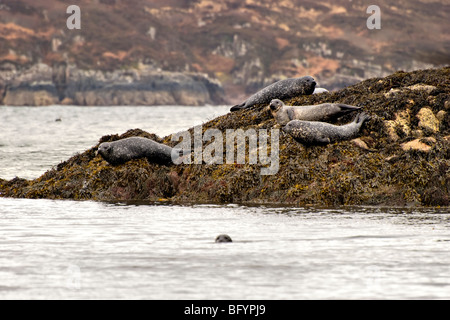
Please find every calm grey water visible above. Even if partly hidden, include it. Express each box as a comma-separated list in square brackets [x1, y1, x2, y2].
[0, 105, 449, 300]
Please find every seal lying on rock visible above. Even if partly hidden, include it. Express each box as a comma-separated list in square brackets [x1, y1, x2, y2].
[269, 99, 361, 126]
[230, 76, 316, 112]
[97, 137, 181, 165]
[283, 112, 371, 145]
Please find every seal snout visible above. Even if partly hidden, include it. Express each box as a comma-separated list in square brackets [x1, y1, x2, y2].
[97, 143, 109, 154]
[269, 99, 283, 111]
[306, 76, 316, 87]
[97, 143, 113, 161]
[269, 101, 277, 111]
[282, 122, 292, 133]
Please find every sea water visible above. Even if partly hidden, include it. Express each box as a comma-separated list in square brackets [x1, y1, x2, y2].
[0, 106, 449, 300]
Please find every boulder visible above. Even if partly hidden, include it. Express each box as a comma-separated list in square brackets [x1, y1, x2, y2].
[417, 107, 439, 133]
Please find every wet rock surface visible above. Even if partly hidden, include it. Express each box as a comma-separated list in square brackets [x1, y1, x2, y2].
[1, 67, 449, 207]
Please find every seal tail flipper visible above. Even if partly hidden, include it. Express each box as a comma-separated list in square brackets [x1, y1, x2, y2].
[230, 102, 246, 112]
[355, 112, 371, 124]
[336, 104, 362, 116]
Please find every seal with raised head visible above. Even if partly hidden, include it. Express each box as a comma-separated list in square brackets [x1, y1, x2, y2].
[283, 112, 371, 145]
[97, 137, 180, 165]
[230, 76, 316, 112]
[215, 234, 233, 243]
[269, 99, 361, 126]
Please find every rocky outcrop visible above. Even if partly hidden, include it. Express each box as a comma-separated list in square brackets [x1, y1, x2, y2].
[1, 63, 58, 106]
[1, 67, 449, 207]
[0, 63, 226, 106]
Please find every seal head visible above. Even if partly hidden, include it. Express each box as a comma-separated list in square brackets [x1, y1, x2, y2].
[215, 234, 233, 243]
[269, 99, 284, 113]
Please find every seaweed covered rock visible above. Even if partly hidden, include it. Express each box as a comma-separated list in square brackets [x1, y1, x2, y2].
[1, 67, 449, 207]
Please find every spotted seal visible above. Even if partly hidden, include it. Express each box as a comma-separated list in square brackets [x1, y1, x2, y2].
[269, 99, 361, 126]
[215, 234, 233, 243]
[283, 112, 371, 145]
[230, 76, 316, 112]
[97, 137, 181, 165]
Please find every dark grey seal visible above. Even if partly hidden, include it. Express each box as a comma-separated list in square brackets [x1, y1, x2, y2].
[97, 137, 180, 165]
[269, 99, 361, 126]
[283, 112, 371, 145]
[215, 234, 233, 243]
[230, 76, 316, 112]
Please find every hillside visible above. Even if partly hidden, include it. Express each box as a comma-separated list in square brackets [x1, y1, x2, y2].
[0, 0, 449, 104]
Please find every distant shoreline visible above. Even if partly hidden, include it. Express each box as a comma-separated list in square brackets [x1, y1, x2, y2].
[0, 63, 227, 107]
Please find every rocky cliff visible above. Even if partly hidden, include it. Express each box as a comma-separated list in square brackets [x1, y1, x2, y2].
[0, 62, 226, 106]
[1, 67, 449, 207]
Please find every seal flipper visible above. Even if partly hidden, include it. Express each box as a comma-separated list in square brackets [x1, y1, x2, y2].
[354, 112, 371, 124]
[293, 134, 330, 145]
[335, 104, 362, 117]
[230, 102, 246, 112]
[314, 134, 331, 145]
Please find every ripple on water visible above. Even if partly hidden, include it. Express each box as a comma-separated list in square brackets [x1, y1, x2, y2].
[0, 198, 449, 299]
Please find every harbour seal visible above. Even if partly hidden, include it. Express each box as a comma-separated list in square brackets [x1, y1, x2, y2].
[97, 137, 181, 165]
[215, 234, 233, 243]
[269, 99, 361, 126]
[283, 112, 371, 145]
[230, 76, 316, 112]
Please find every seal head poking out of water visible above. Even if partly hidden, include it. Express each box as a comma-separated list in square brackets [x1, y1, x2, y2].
[269, 99, 361, 126]
[283, 112, 371, 145]
[97, 137, 180, 166]
[230, 76, 316, 112]
[215, 234, 233, 243]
